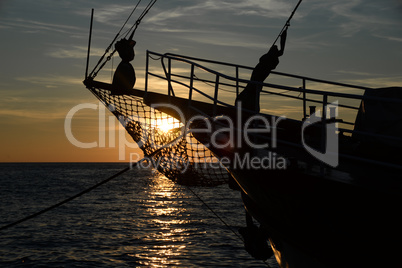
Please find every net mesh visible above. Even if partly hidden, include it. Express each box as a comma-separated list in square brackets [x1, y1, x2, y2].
[88, 86, 230, 187]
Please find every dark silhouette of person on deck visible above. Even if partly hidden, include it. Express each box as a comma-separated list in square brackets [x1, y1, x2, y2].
[235, 28, 288, 113]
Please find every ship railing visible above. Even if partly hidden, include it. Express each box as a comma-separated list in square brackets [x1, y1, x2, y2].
[145, 50, 402, 171]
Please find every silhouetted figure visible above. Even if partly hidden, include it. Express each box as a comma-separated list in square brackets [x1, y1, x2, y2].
[112, 38, 136, 94]
[235, 28, 287, 113]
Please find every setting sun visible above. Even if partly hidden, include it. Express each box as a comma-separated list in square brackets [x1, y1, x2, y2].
[154, 118, 181, 133]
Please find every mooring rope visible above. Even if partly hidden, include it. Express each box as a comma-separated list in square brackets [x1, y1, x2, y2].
[1, 162, 271, 267]
[186, 186, 243, 241]
[0, 124, 185, 232]
[0, 165, 134, 232]
[186, 186, 272, 268]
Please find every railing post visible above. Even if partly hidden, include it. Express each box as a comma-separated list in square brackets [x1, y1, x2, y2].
[145, 50, 149, 93]
[189, 64, 195, 106]
[236, 66, 239, 97]
[321, 94, 328, 153]
[168, 57, 172, 97]
[213, 74, 220, 117]
[302, 78, 306, 119]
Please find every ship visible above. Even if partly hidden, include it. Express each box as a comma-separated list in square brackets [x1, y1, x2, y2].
[83, 3, 402, 268]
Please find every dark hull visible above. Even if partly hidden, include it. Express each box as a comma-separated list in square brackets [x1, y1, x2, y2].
[85, 80, 402, 268]
[188, 107, 402, 267]
[184, 106, 402, 267]
[139, 87, 402, 267]
[230, 164, 402, 268]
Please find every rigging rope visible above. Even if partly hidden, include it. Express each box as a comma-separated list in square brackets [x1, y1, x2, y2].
[88, 0, 142, 78]
[186, 186, 272, 267]
[271, 0, 302, 47]
[88, 0, 158, 79]
[126, 0, 158, 41]
[119, 0, 143, 37]
[186, 186, 243, 242]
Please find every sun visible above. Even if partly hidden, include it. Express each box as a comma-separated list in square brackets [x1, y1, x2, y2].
[155, 118, 179, 133]
[159, 121, 174, 132]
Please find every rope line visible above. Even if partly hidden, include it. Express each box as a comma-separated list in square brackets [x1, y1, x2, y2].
[185, 186, 272, 267]
[89, 0, 142, 76]
[126, 0, 158, 40]
[0, 166, 132, 232]
[186, 186, 243, 242]
[0, 120, 190, 232]
[89, 0, 158, 79]
[119, 0, 143, 37]
[271, 0, 302, 47]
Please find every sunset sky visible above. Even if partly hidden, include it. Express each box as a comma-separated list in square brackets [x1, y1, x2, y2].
[1, 0, 401, 162]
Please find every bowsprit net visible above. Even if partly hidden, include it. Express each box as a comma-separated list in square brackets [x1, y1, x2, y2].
[88, 86, 230, 187]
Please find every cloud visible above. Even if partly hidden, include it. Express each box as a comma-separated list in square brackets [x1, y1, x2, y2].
[328, 0, 400, 36]
[87, 4, 136, 26]
[220, 0, 294, 17]
[1, 18, 82, 34]
[335, 70, 376, 77]
[260, 104, 302, 118]
[372, 33, 402, 43]
[15, 75, 82, 88]
[345, 76, 402, 88]
[170, 30, 267, 50]
[46, 45, 106, 59]
[139, 0, 304, 51]
[0, 96, 87, 121]
[75, 3, 142, 30]
[147, 0, 295, 26]
[0, 108, 68, 121]
[0, 92, 99, 122]
[293, 0, 401, 41]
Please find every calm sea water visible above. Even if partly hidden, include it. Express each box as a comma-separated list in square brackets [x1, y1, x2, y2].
[0, 163, 278, 267]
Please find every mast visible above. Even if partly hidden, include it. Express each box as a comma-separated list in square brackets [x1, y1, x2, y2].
[85, 8, 94, 80]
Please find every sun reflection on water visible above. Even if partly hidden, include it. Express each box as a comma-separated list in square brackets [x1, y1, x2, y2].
[135, 173, 192, 267]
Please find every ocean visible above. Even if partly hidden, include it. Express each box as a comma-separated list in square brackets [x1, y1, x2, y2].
[0, 163, 278, 267]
